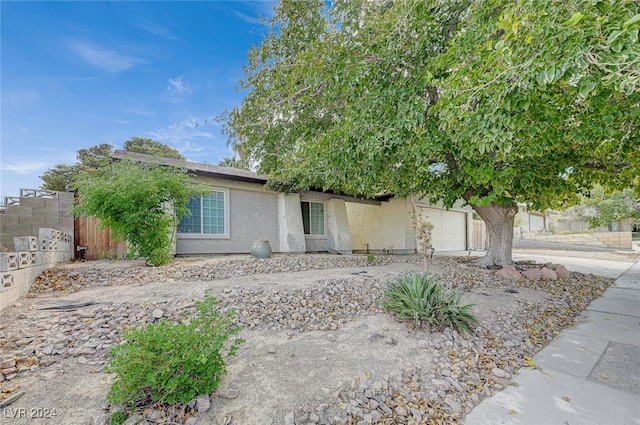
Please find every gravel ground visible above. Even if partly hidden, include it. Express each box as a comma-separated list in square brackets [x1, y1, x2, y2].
[0, 252, 620, 425]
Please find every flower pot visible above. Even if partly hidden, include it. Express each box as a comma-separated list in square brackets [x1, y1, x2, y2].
[251, 240, 272, 259]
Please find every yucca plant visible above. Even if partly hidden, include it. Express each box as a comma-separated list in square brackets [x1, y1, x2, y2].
[383, 273, 477, 336]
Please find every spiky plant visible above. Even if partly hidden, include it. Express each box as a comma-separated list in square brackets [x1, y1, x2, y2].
[383, 273, 477, 336]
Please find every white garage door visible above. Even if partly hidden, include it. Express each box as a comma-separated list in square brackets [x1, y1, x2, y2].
[528, 214, 545, 232]
[420, 208, 467, 251]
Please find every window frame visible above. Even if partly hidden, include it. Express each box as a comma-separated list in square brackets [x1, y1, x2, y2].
[301, 200, 326, 237]
[177, 189, 230, 239]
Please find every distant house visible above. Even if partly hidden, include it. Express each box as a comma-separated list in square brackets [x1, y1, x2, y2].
[113, 151, 473, 256]
[515, 204, 548, 234]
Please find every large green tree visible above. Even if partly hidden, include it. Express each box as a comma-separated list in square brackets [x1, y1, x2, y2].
[41, 143, 114, 191]
[226, 0, 640, 266]
[40, 139, 183, 192]
[123, 137, 185, 160]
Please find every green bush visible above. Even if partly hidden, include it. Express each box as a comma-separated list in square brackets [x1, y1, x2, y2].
[109, 411, 127, 425]
[106, 294, 243, 407]
[73, 158, 209, 266]
[383, 273, 477, 335]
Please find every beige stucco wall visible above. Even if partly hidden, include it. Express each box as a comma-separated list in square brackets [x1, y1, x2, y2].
[346, 198, 414, 254]
[175, 178, 357, 255]
[277, 193, 306, 253]
[326, 198, 353, 254]
[299, 192, 354, 254]
[347, 198, 473, 253]
[176, 178, 281, 255]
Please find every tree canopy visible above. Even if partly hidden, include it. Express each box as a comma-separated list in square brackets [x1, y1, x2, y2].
[41, 143, 114, 192]
[40, 139, 183, 192]
[226, 0, 640, 265]
[123, 137, 185, 160]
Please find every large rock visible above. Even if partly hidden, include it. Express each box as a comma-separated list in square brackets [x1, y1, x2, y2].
[554, 264, 571, 279]
[540, 267, 558, 280]
[495, 264, 522, 280]
[522, 268, 542, 281]
[196, 394, 211, 413]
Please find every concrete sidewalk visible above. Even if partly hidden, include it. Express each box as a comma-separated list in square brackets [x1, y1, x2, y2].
[464, 259, 640, 425]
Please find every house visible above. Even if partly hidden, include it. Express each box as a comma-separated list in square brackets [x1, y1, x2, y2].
[112, 151, 473, 256]
[514, 204, 549, 235]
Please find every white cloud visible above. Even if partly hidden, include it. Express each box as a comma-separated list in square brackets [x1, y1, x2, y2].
[233, 10, 263, 25]
[68, 39, 145, 73]
[138, 23, 177, 40]
[149, 117, 221, 158]
[0, 161, 48, 175]
[167, 76, 192, 96]
[233, 1, 276, 24]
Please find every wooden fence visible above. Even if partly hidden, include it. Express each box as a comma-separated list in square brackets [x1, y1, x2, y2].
[472, 219, 488, 250]
[74, 216, 127, 260]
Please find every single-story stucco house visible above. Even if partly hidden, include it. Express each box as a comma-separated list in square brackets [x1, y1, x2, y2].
[113, 151, 473, 256]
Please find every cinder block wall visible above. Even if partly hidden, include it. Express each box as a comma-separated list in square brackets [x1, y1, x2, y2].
[0, 190, 75, 311]
[0, 230, 73, 311]
[1, 190, 74, 250]
[593, 232, 632, 249]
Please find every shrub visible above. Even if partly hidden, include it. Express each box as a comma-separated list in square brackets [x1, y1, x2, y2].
[106, 294, 243, 407]
[109, 411, 127, 425]
[72, 158, 209, 266]
[383, 273, 477, 335]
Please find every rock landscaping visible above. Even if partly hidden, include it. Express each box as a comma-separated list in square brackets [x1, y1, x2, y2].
[0, 254, 615, 425]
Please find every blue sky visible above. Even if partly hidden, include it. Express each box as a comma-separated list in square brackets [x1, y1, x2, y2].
[1, 0, 276, 200]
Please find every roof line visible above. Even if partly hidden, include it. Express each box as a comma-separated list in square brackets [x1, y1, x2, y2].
[112, 150, 391, 203]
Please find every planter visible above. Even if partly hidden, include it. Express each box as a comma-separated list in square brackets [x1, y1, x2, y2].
[251, 240, 272, 259]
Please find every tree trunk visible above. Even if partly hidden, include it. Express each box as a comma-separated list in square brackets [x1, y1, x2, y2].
[470, 202, 518, 267]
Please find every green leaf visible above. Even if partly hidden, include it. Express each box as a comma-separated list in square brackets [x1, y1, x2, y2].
[566, 12, 584, 26]
[622, 14, 640, 29]
[611, 38, 624, 53]
[545, 67, 556, 83]
[578, 80, 597, 97]
[607, 29, 624, 45]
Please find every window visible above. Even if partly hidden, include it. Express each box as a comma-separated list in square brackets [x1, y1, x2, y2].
[301, 201, 324, 235]
[178, 191, 227, 235]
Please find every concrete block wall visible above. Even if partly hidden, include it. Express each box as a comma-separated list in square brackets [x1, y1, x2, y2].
[593, 232, 632, 249]
[0, 189, 74, 251]
[0, 228, 73, 311]
[518, 231, 632, 249]
[520, 232, 607, 247]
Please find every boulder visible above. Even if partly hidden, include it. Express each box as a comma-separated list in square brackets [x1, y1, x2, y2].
[522, 268, 543, 281]
[495, 264, 523, 279]
[540, 267, 558, 280]
[555, 264, 571, 279]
